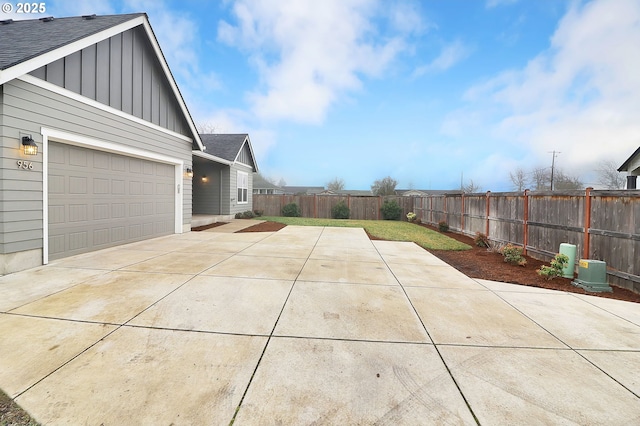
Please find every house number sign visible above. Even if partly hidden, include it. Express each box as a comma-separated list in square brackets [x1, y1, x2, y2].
[16, 160, 34, 170]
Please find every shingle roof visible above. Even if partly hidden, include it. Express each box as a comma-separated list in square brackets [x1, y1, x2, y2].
[0, 13, 145, 70]
[200, 134, 248, 162]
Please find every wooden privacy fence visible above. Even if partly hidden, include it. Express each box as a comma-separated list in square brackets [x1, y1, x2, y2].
[253, 190, 639, 293]
[253, 194, 414, 221]
[414, 189, 640, 294]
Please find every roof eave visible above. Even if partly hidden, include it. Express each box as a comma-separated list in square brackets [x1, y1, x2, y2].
[618, 146, 640, 172]
[193, 149, 232, 166]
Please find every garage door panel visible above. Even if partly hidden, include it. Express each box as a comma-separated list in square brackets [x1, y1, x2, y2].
[48, 142, 175, 260]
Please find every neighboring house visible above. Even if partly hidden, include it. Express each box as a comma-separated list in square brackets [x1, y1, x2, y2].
[618, 146, 640, 189]
[0, 14, 207, 274]
[193, 134, 258, 216]
[253, 173, 284, 195]
[281, 186, 325, 195]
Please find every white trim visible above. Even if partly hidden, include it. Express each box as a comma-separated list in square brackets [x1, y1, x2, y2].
[19, 75, 193, 143]
[235, 161, 254, 169]
[233, 136, 259, 172]
[140, 19, 204, 151]
[0, 16, 147, 85]
[41, 127, 184, 264]
[0, 14, 204, 151]
[192, 149, 232, 166]
[237, 170, 249, 204]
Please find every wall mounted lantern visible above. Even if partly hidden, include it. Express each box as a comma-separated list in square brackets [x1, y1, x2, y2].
[185, 167, 193, 178]
[22, 136, 38, 155]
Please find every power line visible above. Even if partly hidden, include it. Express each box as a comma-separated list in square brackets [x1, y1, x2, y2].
[548, 151, 561, 191]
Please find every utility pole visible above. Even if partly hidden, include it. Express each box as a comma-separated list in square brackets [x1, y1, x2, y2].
[549, 151, 561, 191]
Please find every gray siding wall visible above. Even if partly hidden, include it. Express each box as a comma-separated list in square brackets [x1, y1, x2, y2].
[192, 162, 223, 215]
[227, 163, 254, 215]
[0, 79, 192, 255]
[29, 26, 189, 136]
[237, 143, 255, 169]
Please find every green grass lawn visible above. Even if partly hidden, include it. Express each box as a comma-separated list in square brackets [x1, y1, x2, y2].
[258, 217, 470, 251]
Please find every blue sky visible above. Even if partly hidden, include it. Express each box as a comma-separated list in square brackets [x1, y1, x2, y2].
[10, 0, 640, 190]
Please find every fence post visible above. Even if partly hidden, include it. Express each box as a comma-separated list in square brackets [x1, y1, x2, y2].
[583, 187, 593, 259]
[314, 194, 317, 218]
[523, 189, 529, 256]
[430, 196, 433, 225]
[485, 191, 491, 237]
[444, 196, 447, 224]
[377, 196, 381, 220]
[461, 194, 465, 234]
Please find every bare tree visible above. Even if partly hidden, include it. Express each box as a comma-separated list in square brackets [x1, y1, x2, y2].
[509, 168, 529, 191]
[532, 167, 551, 190]
[596, 160, 626, 189]
[196, 122, 218, 134]
[553, 170, 583, 190]
[277, 177, 287, 187]
[371, 176, 398, 196]
[462, 179, 481, 193]
[326, 177, 345, 192]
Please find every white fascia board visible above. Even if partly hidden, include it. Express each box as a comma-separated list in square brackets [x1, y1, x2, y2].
[20, 74, 193, 143]
[0, 14, 203, 151]
[233, 135, 259, 172]
[140, 19, 204, 152]
[43, 127, 184, 165]
[193, 149, 232, 166]
[0, 16, 146, 85]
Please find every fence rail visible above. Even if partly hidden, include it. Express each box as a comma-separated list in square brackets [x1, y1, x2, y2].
[253, 190, 640, 293]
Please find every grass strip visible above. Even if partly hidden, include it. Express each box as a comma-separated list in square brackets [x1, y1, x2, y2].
[257, 217, 470, 251]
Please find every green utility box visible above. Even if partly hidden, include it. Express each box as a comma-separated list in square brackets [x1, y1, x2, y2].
[559, 243, 577, 278]
[572, 259, 612, 293]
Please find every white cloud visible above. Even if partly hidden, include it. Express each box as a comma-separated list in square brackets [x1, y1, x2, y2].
[413, 40, 471, 77]
[486, 0, 519, 9]
[217, 0, 416, 124]
[461, 0, 640, 172]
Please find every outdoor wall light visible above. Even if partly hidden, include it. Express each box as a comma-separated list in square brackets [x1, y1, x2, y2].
[185, 167, 193, 178]
[202, 174, 208, 182]
[21, 136, 38, 155]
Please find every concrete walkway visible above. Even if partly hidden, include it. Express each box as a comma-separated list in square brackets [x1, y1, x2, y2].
[1, 225, 639, 425]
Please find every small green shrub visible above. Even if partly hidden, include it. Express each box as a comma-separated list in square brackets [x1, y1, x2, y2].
[331, 200, 350, 219]
[235, 210, 255, 219]
[282, 202, 301, 217]
[538, 253, 570, 280]
[253, 209, 264, 217]
[381, 200, 402, 220]
[438, 221, 449, 232]
[406, 212, 417, 222]
[500, 244, 527, 266]
[474, 232, 489, 247]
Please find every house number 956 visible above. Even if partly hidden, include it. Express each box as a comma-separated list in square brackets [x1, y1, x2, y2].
[17, 160, 34, 170]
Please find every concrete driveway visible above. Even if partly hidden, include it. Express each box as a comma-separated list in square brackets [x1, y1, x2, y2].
[1, 222, 639, 425]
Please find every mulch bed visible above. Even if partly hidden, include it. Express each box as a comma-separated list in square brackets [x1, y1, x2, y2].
[191, 222, 229, 232]
[236, 220, 640, 303]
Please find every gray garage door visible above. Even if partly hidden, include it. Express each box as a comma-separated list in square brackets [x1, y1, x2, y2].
[48, 142, 175, 260]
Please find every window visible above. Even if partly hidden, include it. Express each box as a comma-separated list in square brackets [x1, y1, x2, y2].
[237, 171, 248, 204]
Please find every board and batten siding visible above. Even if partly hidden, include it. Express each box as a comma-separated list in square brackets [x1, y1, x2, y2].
[0, 78, 193, 258]
[28, 26, 190, 136]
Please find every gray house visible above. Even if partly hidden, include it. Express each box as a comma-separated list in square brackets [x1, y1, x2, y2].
[618, 146, 640, 189]
[0, 14, 212, 274]
[193, 134, 258, 217]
